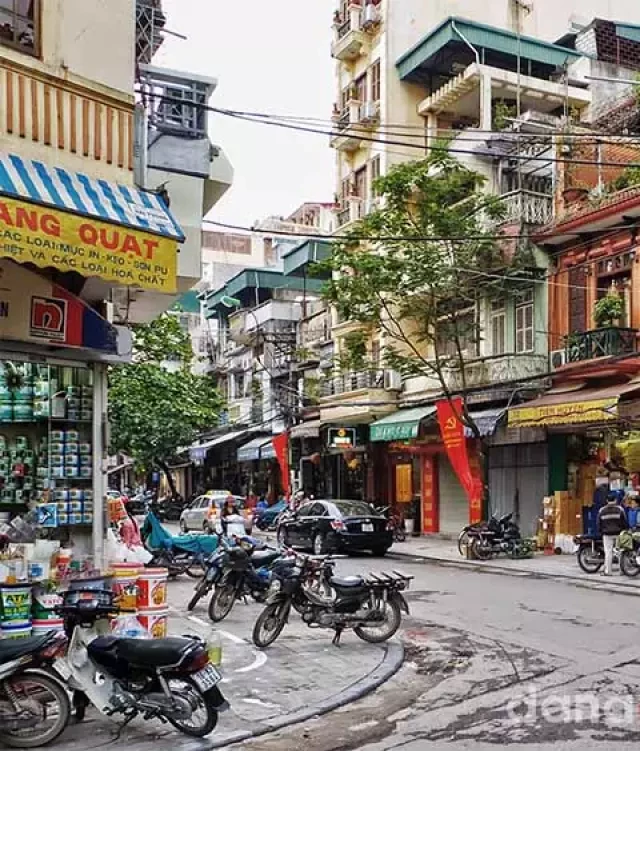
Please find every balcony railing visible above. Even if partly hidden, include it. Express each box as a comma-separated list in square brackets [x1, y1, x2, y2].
[565, 327, 638, 363]
[321, 369, 385, 397]
[331, 3, 367, 61]
[336, 196, 364, 228]
[499, 190, 553, 226]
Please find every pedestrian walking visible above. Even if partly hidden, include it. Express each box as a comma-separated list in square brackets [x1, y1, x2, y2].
[597, 492, 628, 575]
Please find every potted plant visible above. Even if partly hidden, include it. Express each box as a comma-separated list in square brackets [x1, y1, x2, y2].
[593, 293, 625, 327]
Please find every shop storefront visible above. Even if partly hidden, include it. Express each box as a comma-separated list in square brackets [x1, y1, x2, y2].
[321, 425, 370, 501]
[236, 434, 280, 498]
[289, 418, 323, 497]
[0, 155, 182, 638]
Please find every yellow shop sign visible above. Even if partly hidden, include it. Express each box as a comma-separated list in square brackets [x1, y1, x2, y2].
[0, 197, 177, 293]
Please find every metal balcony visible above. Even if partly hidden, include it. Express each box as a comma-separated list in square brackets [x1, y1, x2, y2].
[331, 3, 367, 61]
[565, 328, 638, 363]
[498, 190, 553, 226]
[320, 369, 385, 397]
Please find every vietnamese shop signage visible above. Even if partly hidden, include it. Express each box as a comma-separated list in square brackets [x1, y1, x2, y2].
[0, 197, 177, 293]
[508, 398, 617, 428]
[436, 397, 483, 521]
[328, 427, 355, 449]
[0, 259, 120, 354]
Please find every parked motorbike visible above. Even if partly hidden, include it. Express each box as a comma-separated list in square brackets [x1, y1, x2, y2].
[187, 534, 277, 612]
[578, 530, 640, 577]
[574, 534, 606, 573]
[154, 496, 186, 522]
[618, 529, 640, 577]
[0, 631, 70, 749]
[375, 506, 406, 543]
[141, 510, 218, 579]
[207, 539, 298, 623]
[466, 513, 534, 560]
[53, 588, 227, 737]
[252, 554, 413, 648]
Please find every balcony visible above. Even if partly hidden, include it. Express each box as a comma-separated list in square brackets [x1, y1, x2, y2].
[300, 312, 332, 349]
[331, 101, 367, 152]
[331, 3, 368, 61]
[499, 190, 553, 227]
[319, 369, 398, 425]
[444, 354, 548, 390]
[227, 397, 262, 425]
[565, 328, 638, 365]
[228, 301, 303, 343]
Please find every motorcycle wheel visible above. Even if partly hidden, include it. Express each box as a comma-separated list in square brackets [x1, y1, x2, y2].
[253, 603, 287, 648]
[0, 670, 70, 749]
[577, 544, 603, 574]
[354, 598, 402, 644]
[469, 537, 492, 561]
[187, 581, 210, 612]
[393, 526, 406, 543]
[620, 550, 640, 578]
[165, 677, 218, 737]
[208, 584, 237, 622]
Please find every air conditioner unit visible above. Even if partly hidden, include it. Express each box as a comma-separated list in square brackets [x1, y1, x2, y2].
[360, 101, 380, 123]
[550, 349, 566, 370]
[362, 3, 381, 27]
[384, 369, 402, 391]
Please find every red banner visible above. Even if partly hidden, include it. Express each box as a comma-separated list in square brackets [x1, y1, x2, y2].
[272, 433, 291, 499]
[436, 398, 483, 520]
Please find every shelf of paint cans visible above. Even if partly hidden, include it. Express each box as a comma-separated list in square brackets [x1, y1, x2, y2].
[0, 363, 93, 424]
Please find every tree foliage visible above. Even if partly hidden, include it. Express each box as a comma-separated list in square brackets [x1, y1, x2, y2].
[109, 313, 222, 494]
[322, 151, 542, 432]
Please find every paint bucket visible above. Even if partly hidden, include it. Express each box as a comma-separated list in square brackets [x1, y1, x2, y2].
[136, 569, 168, 611]
[111, 570, 139, 611]
[137, 608, 168, 638]
[0, 584, 31, 625]
[31, 591, 62, 620]
[12, 403, 32, 422]
[32, 618, 64, 636]
[0, 622, 32, 640]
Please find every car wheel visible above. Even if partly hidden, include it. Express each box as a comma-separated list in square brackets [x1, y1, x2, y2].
[372, 547, 388, 557]
[313, 533, 326, 556]
[179, 519, 188, 533]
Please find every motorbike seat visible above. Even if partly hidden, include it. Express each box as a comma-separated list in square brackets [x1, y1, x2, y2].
[112, 637, 197, 668]
[330, 575, 365, 590]
[0, 632, 56, 664]
[251, 550, 278, 569]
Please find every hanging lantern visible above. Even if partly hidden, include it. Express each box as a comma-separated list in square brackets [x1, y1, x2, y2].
[343, 449, 355, 463]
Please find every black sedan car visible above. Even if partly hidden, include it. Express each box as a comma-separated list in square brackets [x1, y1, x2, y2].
[277, 499, 393, 557]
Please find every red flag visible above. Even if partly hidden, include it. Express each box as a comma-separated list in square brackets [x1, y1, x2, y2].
[272, 432, 291, 499]
[436, 398, 483, 522]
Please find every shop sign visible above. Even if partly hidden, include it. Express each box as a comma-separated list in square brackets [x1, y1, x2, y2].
[0, 260, 121, 354]
[328, 427, 356, 449]
[0, 196, 177, 293]
[508, 398, 618, 428]
[421, 457, 438, 533]
[395, 463, 412, 503]
[436, 398, 483, 508]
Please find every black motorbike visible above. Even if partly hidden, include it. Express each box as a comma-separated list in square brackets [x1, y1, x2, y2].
[252, 555, 412, 648]
[0, 631, 70, 749]
[574, 534, 606, 573]
[466, 513, 534, 560]
[207, 540, 298, 623]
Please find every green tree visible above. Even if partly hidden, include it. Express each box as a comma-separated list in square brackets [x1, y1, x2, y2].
[109, 313, 222, 496]
[322, 151, 542, 435]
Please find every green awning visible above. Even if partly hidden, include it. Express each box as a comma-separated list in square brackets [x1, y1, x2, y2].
[370, 406, 436, 442]
[396, 16, 581, 83]
[203, 267, 326, 318]
[282, 239, 332, 278]
[172, 289, 202, 314]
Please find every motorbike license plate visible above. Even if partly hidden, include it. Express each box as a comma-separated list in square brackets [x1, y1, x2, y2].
[362, 523, 374, 532]
[192, 664, 221, 691]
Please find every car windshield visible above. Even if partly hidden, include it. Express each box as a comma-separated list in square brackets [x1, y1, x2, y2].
[213, 497, 246, 510]
[331, 501, 378, 517]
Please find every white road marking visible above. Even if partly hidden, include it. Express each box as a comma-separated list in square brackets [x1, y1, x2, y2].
[234, 652, 268, 673]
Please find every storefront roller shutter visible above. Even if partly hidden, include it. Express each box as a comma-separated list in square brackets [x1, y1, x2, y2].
[488, 443, 548, 537]
[438, 454, 469, 535]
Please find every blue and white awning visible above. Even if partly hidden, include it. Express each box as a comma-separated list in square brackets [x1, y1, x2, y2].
[0, 152, 184, 241]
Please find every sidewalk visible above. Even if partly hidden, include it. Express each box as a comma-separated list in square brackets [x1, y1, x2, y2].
[387, 535, 640, 594]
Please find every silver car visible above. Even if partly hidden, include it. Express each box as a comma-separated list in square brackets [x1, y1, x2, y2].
[179, 494, 252, 534]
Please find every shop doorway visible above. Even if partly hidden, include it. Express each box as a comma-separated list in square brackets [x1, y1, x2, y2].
[438, 454, 468, 535]
[488, 443, 547, 537]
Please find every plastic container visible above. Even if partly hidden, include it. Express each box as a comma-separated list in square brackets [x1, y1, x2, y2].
[111, 571, 139, 611]
[50, 430, 65, 442]
[0, 584, 32, 626]
[1, 622, 32, 640]
[137, 608, 168, 638]
[136, 569, 168, 611]
[32, 591, 62, 618]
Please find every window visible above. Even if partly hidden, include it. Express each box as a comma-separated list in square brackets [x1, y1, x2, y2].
[309, 503, 327, 517]
[515, 289, 534, 353]
[490, 299, 506, 356]
[436, 306, 478, 357]
[0, 0, 37, 54]
[370, 156, 381, 196]
[370, 60, 381, 103]
[353, 74, 366, 103]
[371, 339, 381, 366]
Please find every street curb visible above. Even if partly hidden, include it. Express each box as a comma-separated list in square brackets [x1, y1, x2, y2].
[183, 638, 405, 751]
[386, 547, 640, 597]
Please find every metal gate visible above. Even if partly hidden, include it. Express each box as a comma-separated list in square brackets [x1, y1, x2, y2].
[488, 443, 547, 537]
[438, 454, 469, 535]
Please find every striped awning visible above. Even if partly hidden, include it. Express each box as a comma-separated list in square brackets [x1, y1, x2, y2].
[0, 152, 184, 240]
